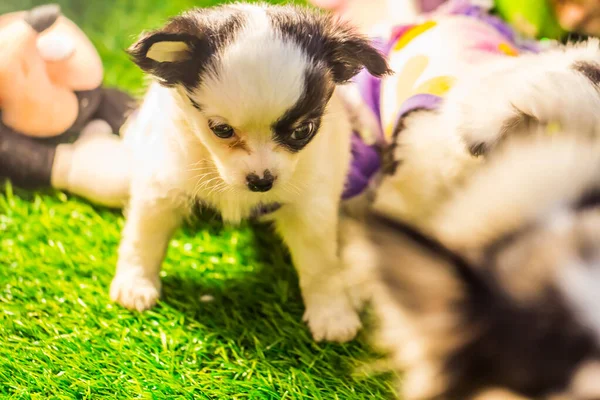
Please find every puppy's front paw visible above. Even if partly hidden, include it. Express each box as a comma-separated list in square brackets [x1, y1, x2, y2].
[303, 295, 362, 343]
[110, 272, 161, 312]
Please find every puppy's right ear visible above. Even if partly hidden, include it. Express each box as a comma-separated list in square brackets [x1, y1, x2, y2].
[321, 19, 392, 83]
[127, 15, 210, 89]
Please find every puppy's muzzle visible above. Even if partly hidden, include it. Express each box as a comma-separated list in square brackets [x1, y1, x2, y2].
[246, 170, 276, 192]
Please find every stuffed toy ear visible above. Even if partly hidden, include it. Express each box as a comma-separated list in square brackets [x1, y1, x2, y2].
[24, 3, 61, 33]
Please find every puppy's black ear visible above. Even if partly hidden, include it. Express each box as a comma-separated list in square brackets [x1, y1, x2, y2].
[322, 20, 392, 83]
[128, 9, 243, 89]
[128, 15, 207, 89]
[269, 7, 392, 84]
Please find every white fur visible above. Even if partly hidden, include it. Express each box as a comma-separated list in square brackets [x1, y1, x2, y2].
[433, 136, 600, 248]
[372, 111, 479, 229]
[112, 9, 361, 342]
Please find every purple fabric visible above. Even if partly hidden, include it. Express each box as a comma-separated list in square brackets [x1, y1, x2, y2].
[342, 132, 382, 199]
[342, 37, 392, 200]
[397, 93, 444, 119]
[341, 93, 444, 200]
[351, 36, 392, 129]
[353, 68, 382, 130]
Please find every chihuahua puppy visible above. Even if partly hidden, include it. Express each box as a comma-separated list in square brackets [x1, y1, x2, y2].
[368, 134, 600, 400]
[109, 3, 390, 342]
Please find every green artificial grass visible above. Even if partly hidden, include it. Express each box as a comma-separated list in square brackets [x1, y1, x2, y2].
[0, 0, 395, 398]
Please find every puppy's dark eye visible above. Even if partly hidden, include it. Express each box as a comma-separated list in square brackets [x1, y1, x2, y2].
[210, 123, 234, 139]
[290, 122, 315, 141]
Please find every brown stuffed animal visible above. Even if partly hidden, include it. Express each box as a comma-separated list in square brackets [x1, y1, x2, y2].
[0, 4, 137, 207]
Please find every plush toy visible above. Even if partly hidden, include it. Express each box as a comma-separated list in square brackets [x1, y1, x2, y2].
[0, 4, 137, 207]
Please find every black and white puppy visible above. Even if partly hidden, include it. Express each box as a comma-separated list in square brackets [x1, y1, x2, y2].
[110, 3, 390, 342]
[368, 134, 600, 400]
[371, 39, 600, 232]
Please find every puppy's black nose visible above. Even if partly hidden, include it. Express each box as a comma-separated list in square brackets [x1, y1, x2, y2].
[246, 170, 275, 192]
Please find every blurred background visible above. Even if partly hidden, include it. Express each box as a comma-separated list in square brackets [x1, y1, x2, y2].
[0, 0, 303, 94]
[2, 0, 596, 93]
[1, 0, 599, 398]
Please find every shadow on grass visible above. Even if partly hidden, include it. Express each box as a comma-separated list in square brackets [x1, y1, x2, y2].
[158, 210, 395, 395]
[162, 211, 307, 346]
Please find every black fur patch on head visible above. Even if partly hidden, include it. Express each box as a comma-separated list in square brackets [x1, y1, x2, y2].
[128, 7, 245, 90]
[442, 218, 599, 398]
[267, 6, 392, 83]
[573, 61, 600, 86]
[272, 68, 335, 152]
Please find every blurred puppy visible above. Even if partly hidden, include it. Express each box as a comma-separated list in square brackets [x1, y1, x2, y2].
[339, 23, 600, 311]
[353, 36, 600, 397]
[367, 134, 600, 400]
[110, 3, 390, 342]
[372, 38, 600, 232]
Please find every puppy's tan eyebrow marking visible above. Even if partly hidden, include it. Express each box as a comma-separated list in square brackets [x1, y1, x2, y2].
[573, 61, 600, 86]
[228, 137, 251, 154]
